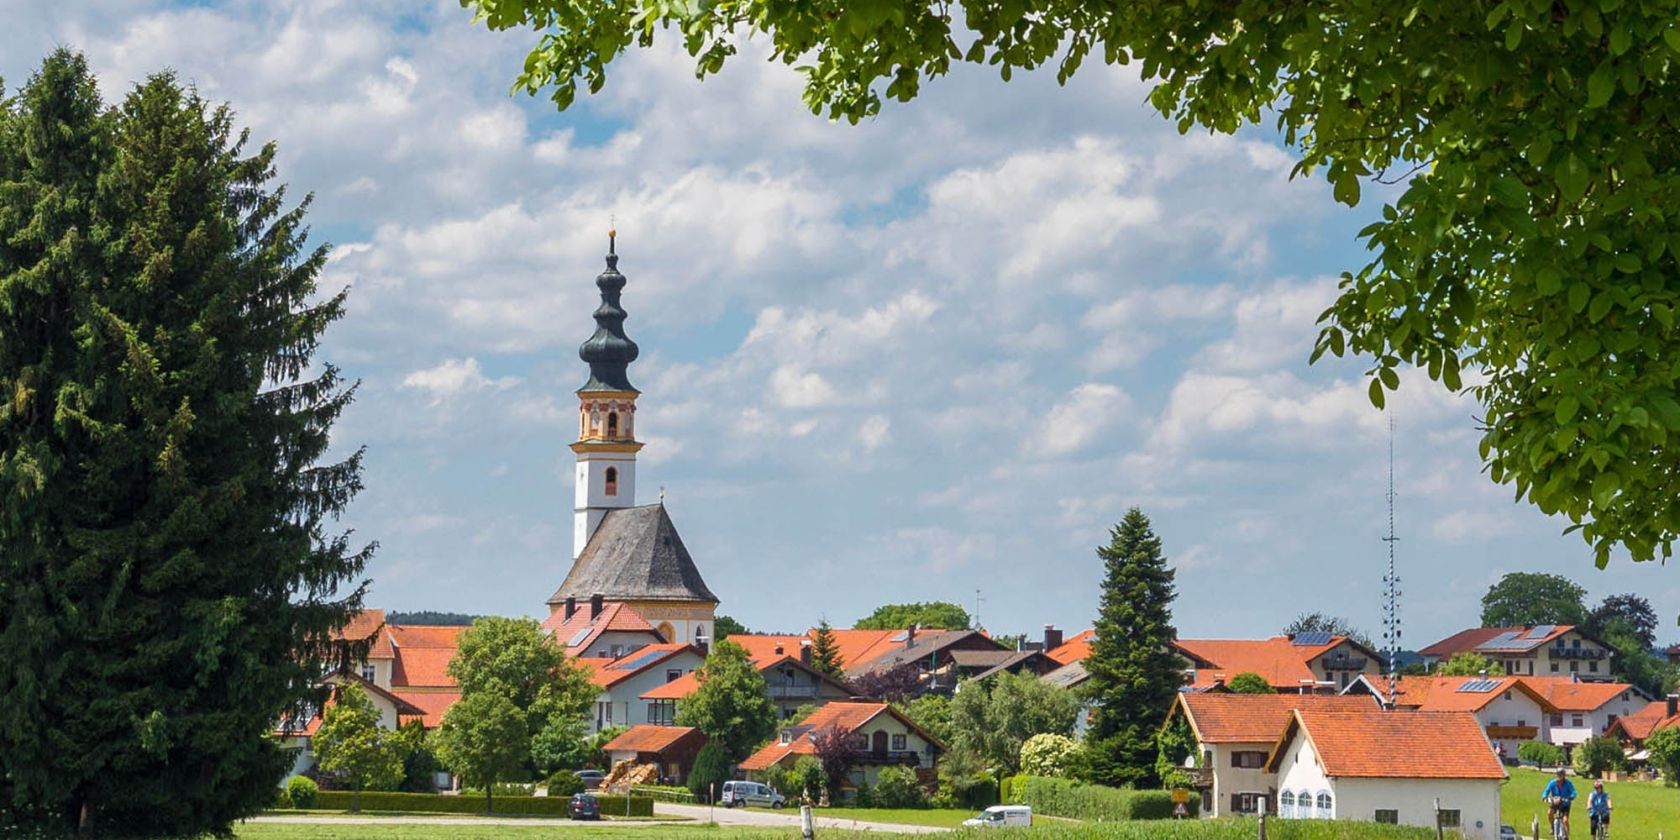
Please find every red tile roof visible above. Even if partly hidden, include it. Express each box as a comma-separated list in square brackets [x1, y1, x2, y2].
[603, 725, 704, 754]
[395, 690, 460, 729]
[1387, 675, 1557, 714]
[541, 602, 661, 655]
[1047, 630, 1094, 666]
[1272, 709, 1506, 779]
[1420, 625, 1579, 658]
[739, 702, 898, 771]
[1174, 637, 1321, 690]
[641, 654, 856, 701]
[1174, 692, 1379, 743]
[1515, 677, 1638, 712]
[337, 610, 394, 659]
[388, 625, 465, 688]
[1605, 700, 1675, 742]
[587, 644, 697, 689]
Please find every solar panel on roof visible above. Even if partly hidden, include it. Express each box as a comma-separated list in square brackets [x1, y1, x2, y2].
[888, 631, 908, 642]
[1291, 631, 1334, 646]
[1456, 678, 1499, 693]
[567, 628, 592, 648]
[1527, 624, 1555, 640]
[1475, 631, 1524, 651]
[614, 649, 665, 671]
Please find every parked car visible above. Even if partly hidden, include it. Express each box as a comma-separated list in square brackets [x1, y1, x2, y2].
[1499, 826, 1518, 840]
[574, 769, 605, 789]
[568, 792, 601, 820]
[719, 780, 786, 808]
[963, 805, 1033, 828]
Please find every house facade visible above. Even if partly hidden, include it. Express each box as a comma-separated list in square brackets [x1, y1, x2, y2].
[1176, 634, 1383, 692]
[1345, 674, 1556, 761]
[1268, 709, 1505, 839]
[1421, 626, 1614, 682]
[1518, 677, 1649, 755]
[641, 650, 858, 724]
[583, 643, 705, 734]
[1162, 692, 1379, 817]
[739, 702, 944, 793]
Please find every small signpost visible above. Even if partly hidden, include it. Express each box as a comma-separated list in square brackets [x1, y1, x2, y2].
[1171, 788, 1190, 819]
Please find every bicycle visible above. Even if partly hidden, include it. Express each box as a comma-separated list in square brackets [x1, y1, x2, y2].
[1589, 811, 1610, 840]
[1547, 796, 1571, 840]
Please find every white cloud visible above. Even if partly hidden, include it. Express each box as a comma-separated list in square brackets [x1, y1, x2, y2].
[1042, 383, 1132, 456]
[770, 366, 837, 408]
[857, 415, 892, 450]
[1433, 509, 1516, 543]
[401, 358, 520, 404]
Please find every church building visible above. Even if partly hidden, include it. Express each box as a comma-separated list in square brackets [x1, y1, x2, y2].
[544, 233, 720, 649]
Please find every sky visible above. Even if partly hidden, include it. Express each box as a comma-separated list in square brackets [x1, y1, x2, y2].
[4, 0, 1676, 649]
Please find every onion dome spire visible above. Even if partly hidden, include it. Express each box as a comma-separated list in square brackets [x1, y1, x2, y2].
[578, 228, 640, 392]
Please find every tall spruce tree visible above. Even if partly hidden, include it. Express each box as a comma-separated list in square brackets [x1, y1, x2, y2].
[809, 619, 844, 677]
[1081, 508, 1182, 788]
[0, 52, 369, 836]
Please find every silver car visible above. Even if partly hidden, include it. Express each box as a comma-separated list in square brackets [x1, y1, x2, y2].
[719, 780, 786, 808]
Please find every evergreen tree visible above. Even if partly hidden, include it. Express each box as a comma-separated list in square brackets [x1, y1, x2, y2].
[1081, 508, 1182, 788]
[675, 640, 778, 763]
[809, 619, 845, 677]
[0, 52, 369, 837]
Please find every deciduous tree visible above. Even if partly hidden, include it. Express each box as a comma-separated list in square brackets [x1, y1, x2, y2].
[854, 602, 971, 631]
[449, 617, 596, 775]
[1645, 727, 1680, 785]
[1082, 508, 1183, 787]
[1283, 613, 1375, 650]
[949, 671, 1080, 773]
[1225, 673, 1275, 694]
[433, 692, 529, 815]
[0, 51, 370, 837]
[851, 662, 922, 704]
[1438, 652, 1500, 677]
[1585, 594, 1660, 649]
[1480, 573, 1588, 628]
[469, 0, 1680, 567]
[675, 640, 778, 763]
[313, 684, 403, 811]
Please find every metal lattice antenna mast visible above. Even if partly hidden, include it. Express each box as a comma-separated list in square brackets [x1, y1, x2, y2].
[1381, 414, 1403, 709]
[973, 588, 984, 631]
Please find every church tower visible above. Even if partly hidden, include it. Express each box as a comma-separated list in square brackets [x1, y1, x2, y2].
[550, 232, 719, 649]
[571, 231, 642, 558]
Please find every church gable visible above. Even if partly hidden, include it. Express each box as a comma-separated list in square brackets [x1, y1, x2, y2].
[549, 503, 718, 604]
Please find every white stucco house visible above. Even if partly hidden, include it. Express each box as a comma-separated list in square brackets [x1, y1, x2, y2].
[1267, 708, 1506, 839]
[1345, 674, 1558, 762]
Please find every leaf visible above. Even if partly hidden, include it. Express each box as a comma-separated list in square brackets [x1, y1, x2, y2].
[1610, 26, 1632, 56]
[1492, 175, 1528, 208]
[1588, 292, 1613, 322]
[1651, 393, 1680, 430]
[1557, 154, 1589, 202]
[1333, 171, 1361, 206]
[1556, 395, 1580, 424]
[1378, 366, 1399, 389]
[1368, 377, 1385, 409]
[1591, 471, 1621, 509]
[1613, 253, 1641, 274]
[1587, 65, 1615, 108]
[1527, 135, 1553, 166]
[1568, 282, 1592, 313]
[1666, 29, 1680, 53]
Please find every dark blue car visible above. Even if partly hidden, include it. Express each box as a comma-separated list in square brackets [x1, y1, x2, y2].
[569, 792, 601, 820]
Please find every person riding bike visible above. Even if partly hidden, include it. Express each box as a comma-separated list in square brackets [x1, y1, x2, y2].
[1587, 780, 1612, 838]
[1543, 768, 1577, 838]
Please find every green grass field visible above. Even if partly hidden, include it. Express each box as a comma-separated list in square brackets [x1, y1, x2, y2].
[742, 805, 978, 827]
[1502, 768, 1679, 838]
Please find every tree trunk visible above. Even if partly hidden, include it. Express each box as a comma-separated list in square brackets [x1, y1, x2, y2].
[486, 784, 494, 815]
[352, 787, 361, 814]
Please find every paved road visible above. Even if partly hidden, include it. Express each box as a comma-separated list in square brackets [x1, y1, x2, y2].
[250, 815, 692, 827]
[654, 802, 951, 833]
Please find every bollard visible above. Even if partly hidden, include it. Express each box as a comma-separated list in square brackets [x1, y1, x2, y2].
[1434, 797, 1444, 840]
[800, 804, 815, 840]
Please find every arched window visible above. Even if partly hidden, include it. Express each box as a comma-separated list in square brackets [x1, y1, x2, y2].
[604, 467, 618, 496]
[1315, 791, 1332, 818]
[607, 412, 619, 437]
[1279, 791, 1295, 819]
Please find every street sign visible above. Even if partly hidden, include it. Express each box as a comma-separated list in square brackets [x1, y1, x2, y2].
[1171, 788, 1190, 804]
[1172, 802, 1189, 818]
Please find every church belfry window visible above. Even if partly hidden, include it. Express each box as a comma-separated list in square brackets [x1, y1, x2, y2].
[607, 411, 619, 437]
[604, 467, 618, 496]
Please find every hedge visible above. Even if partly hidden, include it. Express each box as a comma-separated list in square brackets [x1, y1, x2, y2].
[930, 821, 1436, 839]
[1003, 775, 1198, 821]
[308, 790, 651, 817]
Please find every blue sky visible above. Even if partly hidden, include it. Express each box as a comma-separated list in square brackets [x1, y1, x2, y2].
[5, 0, 1676, 648]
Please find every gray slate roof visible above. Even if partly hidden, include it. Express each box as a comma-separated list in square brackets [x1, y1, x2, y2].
[548, 504, 718, 604]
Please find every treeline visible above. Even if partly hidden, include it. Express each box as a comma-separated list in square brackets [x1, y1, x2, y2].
[389, 611, 483, 626]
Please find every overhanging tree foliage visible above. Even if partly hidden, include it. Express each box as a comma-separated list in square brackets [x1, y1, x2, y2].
[0, 51, 369, 837]
[469, 0, 1680, 567]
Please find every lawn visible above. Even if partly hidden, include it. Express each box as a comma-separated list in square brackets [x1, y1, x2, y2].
[743, 805, 979, 827]
[1502, 768, 1679, 838]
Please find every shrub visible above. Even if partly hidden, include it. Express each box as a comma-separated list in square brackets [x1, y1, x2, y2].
[934, 772, 998, 810]
[1518, 740, 1565, 767]
[545, 770, 585, 797]
[1225, 672, 1274, 694]
[1647, 726, 1680, 784]
[871, 766, 926, 808]
[304, 790, 651, 817]
[271, 785, 293, 810]
[285, 777, 319, 810]
[687, 741, 731, 799]
[788, 755, 826, 804]
[1573, 736, 1627, 778]
[635, 785, 697, 803]
[462, 782, 534, 798]
[1021, 734, 1082, 778]
[1005, 775, 1197, 820]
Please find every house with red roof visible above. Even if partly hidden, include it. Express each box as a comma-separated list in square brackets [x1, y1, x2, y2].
[582, 643, 706, 734]
[602, 725, 709, 785]
[642, 645, 858, 724]
[1176, 633, 1383, 692]
[1513, 676, 1650, 756]
[1420, 625, 1614, 682]
[728, 627, 1008, 698]
[1267, 709, 1506, 837]
[1163, 692, 1380, 817]
[738, 702, 944, 794]
[1344, 674, 1557, 760]
[542, 596, 666, 659]
[1604, 694, 1680, 753]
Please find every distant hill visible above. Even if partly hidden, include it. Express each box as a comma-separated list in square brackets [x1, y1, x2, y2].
[387, 610, 482, 626]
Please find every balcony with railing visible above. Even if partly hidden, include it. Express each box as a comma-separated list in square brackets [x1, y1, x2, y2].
[855, 749, 924, 766]
[768, 684, 823, 700]
[1320, 654, 1369, 671]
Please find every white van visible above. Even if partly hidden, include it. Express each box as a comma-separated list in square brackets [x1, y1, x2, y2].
[963, 805, 1032, 827]
[719, 780, 786, 808]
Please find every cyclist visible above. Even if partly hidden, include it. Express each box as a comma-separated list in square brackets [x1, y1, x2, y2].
[1543, 768, 1577, 838]
[1587, 780, 1611, 838]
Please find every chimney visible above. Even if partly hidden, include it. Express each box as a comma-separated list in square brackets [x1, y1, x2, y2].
[774, 643, 785, 656]
[905, 625, 917, 649]
[1044, 625, 1063, 652]
[1667, 693, 1678, 718]
[590, 594, 603, 619]
[564, 597, 577, 621]
[800, 640, 813, 667]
